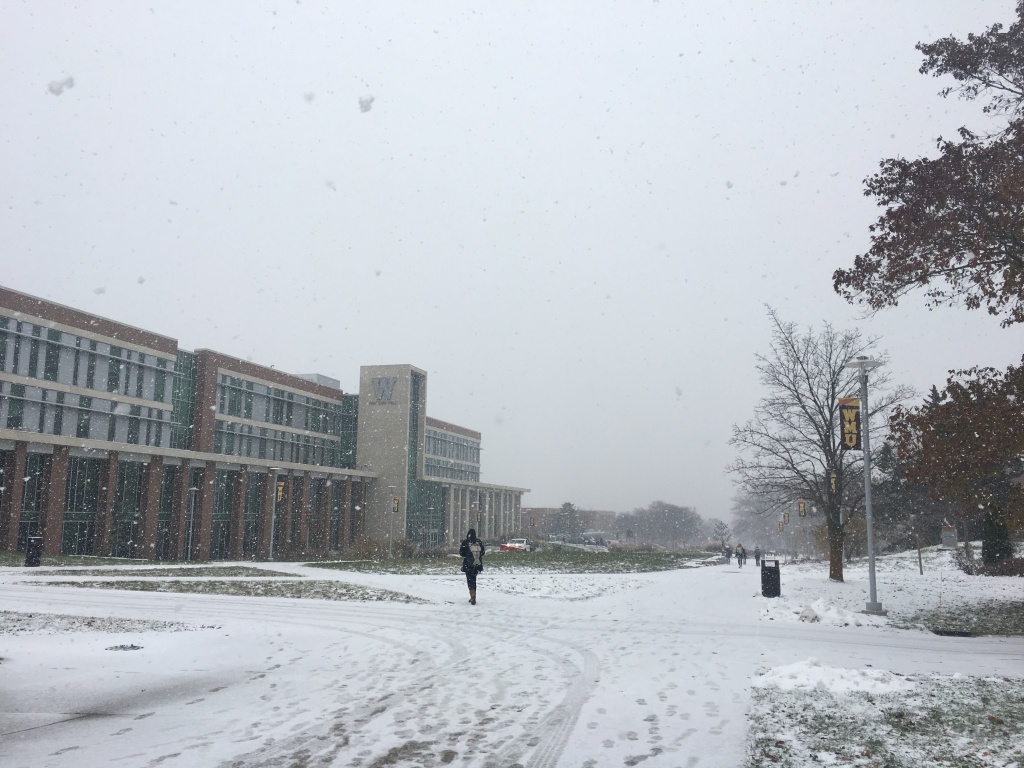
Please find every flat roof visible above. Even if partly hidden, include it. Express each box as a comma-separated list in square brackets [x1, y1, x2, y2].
[426, 416, 481, 441]
[0, 285, 178, 356]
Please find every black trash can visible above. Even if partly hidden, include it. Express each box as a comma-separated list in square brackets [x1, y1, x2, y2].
[25, 536, 43, 567]
[761, 558, 780, 598]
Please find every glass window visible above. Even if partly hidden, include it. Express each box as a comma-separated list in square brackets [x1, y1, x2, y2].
[271, 391, 284, 425]
[72, 347, 81, 385]
[27, 337, 40, 378]
[85, 351, 97, 388]
[11, 323, 23, 375]
[76, 396, 92, 438]
[154, 366, 166, 403]
[7, 384, 25, 428]
[43, 342, 60, 381]
[106, 411, 116, 441]
[107, 349, 121, 393]
[127, 405, 141, 444]
[227, 381, 242, 417]
[135, 354, 146, 398]
[53, 392, 65, 435]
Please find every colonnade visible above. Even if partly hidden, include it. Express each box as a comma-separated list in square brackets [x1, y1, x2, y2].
[443, 484, 522, 545]
[0, 441, 366, 561]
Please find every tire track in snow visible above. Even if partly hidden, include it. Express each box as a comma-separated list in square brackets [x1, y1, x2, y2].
[523, 644, 599, 768]
[472, 624, 600, 768]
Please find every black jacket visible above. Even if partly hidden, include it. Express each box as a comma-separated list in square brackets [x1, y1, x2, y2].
[459, 537, 485, 573]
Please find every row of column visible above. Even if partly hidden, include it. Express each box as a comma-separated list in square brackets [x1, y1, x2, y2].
[444, 485, 522, 546]
[0, 441, 364, 561]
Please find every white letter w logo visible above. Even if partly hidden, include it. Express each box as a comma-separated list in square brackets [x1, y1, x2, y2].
[371, 376, 397, 403]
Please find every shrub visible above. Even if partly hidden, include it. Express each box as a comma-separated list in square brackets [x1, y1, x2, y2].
[979, 558, 1024, 577]
[349, 535, 385, 559]
[953, 542, 981, 575]
[392, 538, 419, 559]
[607, 541, 658, 553]
[415, 546, 451, 559]
[982, 511, 1015, 564]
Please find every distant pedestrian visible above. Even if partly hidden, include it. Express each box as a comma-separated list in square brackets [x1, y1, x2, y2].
[459, 528, 485, 605]
[738, 545, 747, 567]
[724, 546, 732, 564]
[754, 547, 762, 567]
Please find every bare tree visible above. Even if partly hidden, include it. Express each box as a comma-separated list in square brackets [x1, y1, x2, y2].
[730, 493, 785, 552]
[728, 308, 913, 581]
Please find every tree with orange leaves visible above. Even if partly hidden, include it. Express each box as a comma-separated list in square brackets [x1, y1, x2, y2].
[834, 4, 1024, 327]
[890, 360, 1024, 563]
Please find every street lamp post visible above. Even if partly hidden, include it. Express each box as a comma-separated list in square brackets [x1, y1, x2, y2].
[268, 469, 281, 560]
[845, 355, 886, 615]
[387, 485, 397, 559]
[186, 486, 199, 562]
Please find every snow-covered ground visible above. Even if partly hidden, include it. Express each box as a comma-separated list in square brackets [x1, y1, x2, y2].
[1, 547, 1022, 767]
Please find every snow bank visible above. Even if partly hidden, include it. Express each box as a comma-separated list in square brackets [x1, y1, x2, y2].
[760, 595, 888, 627]
[753, 657, 915, 694]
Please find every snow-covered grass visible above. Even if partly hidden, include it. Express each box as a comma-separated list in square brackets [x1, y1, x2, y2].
[27, 565, 300, 578]
[758, 545, 1024, 636]
[309, 548, 711, 575]
[747, 660, 1024, 767]
[0, 610, 207, 635]
[42, 578, 427, 603]
[745, 546, 1024, 766]
[0, 552, 149, 568]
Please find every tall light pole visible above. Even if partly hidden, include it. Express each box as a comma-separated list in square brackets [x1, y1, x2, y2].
[186, 486, 199, 562]
[845, 355, 885, 615]
[268, 468, 281, 560]
[387, 485, 397, 559]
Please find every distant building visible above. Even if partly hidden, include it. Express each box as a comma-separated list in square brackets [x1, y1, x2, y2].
[523, 506, 617, 540]
[0, 285, 527, 560]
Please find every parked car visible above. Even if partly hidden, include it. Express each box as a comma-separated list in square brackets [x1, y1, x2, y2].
[500, 538, 533, 552]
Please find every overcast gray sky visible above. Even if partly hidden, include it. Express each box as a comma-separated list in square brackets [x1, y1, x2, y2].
[4, 1, 1022, 520]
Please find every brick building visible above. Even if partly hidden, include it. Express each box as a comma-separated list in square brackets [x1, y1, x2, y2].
[0, 285, 526, 560]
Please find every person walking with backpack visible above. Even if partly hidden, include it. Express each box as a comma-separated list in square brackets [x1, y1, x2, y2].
[459, 528, 485, 605]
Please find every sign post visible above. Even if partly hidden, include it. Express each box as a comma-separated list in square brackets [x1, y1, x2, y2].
[844, 357, 886, 615]
[387, 485, 397, 558]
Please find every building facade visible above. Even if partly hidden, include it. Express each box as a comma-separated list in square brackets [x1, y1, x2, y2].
[0, 286, 527, 560]
[357, 365, 526, 550]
